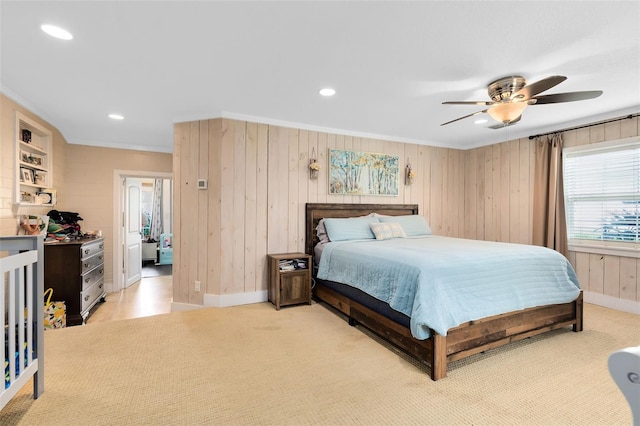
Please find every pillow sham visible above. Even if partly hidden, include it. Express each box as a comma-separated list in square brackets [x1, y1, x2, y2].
[316, 219, 330, 244]
[317, 213, 376, 243]
[379, 214, 432, 236]
[323, 216, 380, 241]
[370, 222, 406, 240]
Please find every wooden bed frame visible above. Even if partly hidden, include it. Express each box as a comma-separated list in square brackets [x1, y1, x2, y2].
[305, 203, 583, 381]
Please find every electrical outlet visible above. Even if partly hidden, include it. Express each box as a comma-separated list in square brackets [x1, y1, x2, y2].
[195, 280, 201, 292]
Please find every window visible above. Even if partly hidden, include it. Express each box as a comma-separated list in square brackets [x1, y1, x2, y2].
[563, 137, 640, 255]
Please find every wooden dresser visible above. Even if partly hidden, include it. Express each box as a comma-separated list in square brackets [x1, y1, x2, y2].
[44, 237, 106, 325]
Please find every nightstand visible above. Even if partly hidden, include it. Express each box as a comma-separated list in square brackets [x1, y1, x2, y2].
[268, 253, 312, 310]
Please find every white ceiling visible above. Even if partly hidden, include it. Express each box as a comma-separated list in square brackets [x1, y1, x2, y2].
[1, 1, 639, 153]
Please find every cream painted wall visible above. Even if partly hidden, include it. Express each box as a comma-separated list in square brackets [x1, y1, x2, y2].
[1, 94, 172, 288]
[64, 144, 172, 285]
[1, 94, 67, 235]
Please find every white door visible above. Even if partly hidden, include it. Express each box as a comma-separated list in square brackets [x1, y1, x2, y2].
[124, 178, 142, 288]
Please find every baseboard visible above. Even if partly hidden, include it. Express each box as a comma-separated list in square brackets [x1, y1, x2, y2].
[170, 301, 202, 312]
[584, 291, 640, 315]
[170, 291, 268, 312]
[203, 290, 268, 308]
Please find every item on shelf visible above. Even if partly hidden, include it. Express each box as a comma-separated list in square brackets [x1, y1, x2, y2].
[20, 191, 34, 203]
[34, 171, 46, 185]
[279, 260, 295, 271]
[27, 154, 42, 166]
[20, 167, 33, 183]
[278, 258, 307, 270]
[35, 191, 53, 204]
[21, 129, 31, 143]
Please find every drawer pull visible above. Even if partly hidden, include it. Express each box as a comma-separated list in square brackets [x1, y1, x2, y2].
[84, 262, 90, 268]
[99, 244, 104, 250]
[84, 249, 90, 255]
[84, 295, 90, 301]
[99, 269, 103, 274]
[85, 277, 90, 283]
[99, 256, 103, 261]
[99, 283, 103, 289]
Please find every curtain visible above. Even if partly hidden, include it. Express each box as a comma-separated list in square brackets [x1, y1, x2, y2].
[532, 133, 569, 257]
[149, 179, 163, 241]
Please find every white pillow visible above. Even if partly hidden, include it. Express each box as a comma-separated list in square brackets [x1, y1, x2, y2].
[317, 213, 376, 243]
[370, 222, 406, 240]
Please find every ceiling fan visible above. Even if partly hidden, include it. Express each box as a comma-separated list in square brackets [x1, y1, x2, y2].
[440, 75, 603, 127]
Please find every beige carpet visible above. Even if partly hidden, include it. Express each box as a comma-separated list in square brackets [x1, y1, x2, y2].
[1, 302, 638, 425]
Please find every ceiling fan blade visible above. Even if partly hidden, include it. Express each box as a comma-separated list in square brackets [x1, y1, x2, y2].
[488, 115, 521, 129]
[511, 75, 567, 100]
[440, 109, 488, 126]
[530, 90, 603, 104]
[442, 101, 495, 106]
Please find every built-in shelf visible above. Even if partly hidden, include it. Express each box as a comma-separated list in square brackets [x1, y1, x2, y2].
[15, 112, 55, 206]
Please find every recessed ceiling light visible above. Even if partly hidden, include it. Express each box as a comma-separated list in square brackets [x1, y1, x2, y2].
[474, 119, 488, 124]
[108, 114, 124, 120]
[318, 88, 336, 97]
[41, 24, 73, 40]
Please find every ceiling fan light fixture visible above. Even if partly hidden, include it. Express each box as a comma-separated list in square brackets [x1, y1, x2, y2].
[487, 102, 528, 124]
[41, 24, 73, 40]
[441, 74, 601, 128]
[318, 88, 336, 97]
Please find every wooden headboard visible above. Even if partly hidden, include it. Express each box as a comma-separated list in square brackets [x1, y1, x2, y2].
[305, 203, 419, 256]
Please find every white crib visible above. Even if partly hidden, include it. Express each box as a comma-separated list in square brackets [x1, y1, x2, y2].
[1, 235, 44, 409]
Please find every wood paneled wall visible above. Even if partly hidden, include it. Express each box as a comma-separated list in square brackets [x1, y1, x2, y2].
[173, 119, 465, 305]
[564, 117, 640, 303]
[174, 115, 638, 308]
[464, 116, 640, 305]
[462, 139, 534, 245]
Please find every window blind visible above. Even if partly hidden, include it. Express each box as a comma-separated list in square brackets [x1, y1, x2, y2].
[564, 139, 640, 244]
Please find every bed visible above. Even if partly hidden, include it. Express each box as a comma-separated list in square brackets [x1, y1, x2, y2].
[305, 203, 583, 380]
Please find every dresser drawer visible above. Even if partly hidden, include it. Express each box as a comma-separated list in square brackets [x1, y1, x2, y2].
[81, 240, 104, 260]
[81, 264, 104, 291]
[81, 279, 104, 314]
[82, 252, 104, 274]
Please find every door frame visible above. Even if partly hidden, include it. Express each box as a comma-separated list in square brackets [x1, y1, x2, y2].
[112, 169, 173, 292]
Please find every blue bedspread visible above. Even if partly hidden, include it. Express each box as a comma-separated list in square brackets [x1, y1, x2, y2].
[316, 236, 581, 340]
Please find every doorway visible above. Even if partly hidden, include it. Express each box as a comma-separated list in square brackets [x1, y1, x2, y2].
[113, 170, 173, 293]
[139, 177, 173, 278]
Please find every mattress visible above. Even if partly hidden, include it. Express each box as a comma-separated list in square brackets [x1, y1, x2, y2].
[316, 236, 581, 339]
